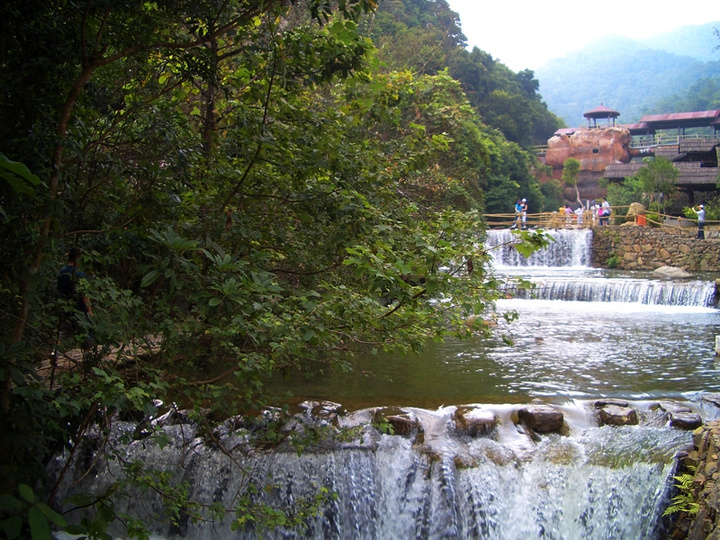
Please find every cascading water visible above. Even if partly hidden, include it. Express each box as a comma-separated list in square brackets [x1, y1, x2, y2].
[50, 229, 720, 539]
[51, 400, 705, 540]
[487, 229, 717, 307]
[486, 229, 593, 268]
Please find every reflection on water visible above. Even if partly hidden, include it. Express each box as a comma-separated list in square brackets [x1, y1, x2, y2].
[274, 277, 720, 411]
[486, 299, 720, 398]
[274, 230, 720, 411]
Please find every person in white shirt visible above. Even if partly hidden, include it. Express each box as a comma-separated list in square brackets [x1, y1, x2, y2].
[691, 204, 706, 239]
[600, 199, 611, 226]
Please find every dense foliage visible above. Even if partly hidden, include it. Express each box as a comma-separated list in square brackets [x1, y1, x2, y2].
[0, 0, 553, 536]
[364, 0, 563, 148]
[605, 157, 680, 216]
[653, 76, 720, 115]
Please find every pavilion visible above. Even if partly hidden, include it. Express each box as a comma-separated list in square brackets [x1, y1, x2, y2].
[583, 104, 620, 128]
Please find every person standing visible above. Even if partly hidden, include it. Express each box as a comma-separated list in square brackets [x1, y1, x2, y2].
[601, 199, 611, 226]
[589, 200, 598, 226]
[57, 248, 94, 351]
[520, 198, 528, 229]
[512, 200, 522, 229]
[691, 204, 706, 239]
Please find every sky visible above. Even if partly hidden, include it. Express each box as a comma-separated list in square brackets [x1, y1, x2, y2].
[446, 0, 720, 72]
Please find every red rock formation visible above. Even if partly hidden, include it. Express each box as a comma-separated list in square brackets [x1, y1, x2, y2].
[545, 127, 631, 172]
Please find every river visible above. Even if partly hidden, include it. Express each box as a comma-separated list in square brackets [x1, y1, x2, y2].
[52, 228, 720, 539]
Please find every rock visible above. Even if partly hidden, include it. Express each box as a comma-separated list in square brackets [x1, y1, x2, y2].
[626, 202, 646, 217]
[544, 127, 631, 172]
[598, 405, 638, 426]
[454, 406, 497, 437]
[299, 400, 345, 420]
[593, 398, 629, 409]
[653, 401, 693, 415]
[373, 407, 419, 436]
[702, 394, 720, 409]
[517, 405, 564, 434]
[653, 265, 692, 279]
[670, 412, 703, 430]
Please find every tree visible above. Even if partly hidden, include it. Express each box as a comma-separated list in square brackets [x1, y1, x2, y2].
[561, 158, 582, 206]
[0, 0, 552, 536]
[634, 157, 679, 213]
[0, 0, 382, 535]
[604, 175, 646, 208]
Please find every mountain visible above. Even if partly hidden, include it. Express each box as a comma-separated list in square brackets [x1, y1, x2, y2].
[536, 22, 720, 127]
[640, 23, 720, 62]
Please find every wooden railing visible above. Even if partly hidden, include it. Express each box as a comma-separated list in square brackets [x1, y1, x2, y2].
[485, 206, 718, 231]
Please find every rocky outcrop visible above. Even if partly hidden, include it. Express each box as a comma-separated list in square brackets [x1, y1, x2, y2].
[599, 404, 639, 426]
[654, 266, 693, 279]
[545, 127, 631, 172]
[373, 407, 421, 436]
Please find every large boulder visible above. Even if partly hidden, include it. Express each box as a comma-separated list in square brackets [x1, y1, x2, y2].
[544, 127, 631, 172]
[373, 407, 420, 437]
[653, 265, 692, 279]
[670, 412, 703, 430]
[626, 202, 646, 217]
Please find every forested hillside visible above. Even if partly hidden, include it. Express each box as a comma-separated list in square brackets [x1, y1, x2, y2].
[537, 22, 720, 125]
[0, 0, 557, 535]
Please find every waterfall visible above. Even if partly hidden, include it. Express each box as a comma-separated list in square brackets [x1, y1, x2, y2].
[48, 229, 719, 540]
[49, 400, 701, 540]
[502, 277, 717, 307]
[487, 229, 717, 307]
[486, 229, 593, 268]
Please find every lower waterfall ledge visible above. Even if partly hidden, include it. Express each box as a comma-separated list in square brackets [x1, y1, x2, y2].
[46, 397, 720, 539]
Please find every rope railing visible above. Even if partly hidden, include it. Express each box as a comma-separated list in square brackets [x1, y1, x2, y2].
[484, 205, 719, 231]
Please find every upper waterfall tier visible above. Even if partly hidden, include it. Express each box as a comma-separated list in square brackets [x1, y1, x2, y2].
[485, 228, 718, 307]
[486, 229, 592, 268]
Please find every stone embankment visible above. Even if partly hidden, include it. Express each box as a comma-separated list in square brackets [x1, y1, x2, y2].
[673, 420, 720, 539]
[591, 225, 720, 272]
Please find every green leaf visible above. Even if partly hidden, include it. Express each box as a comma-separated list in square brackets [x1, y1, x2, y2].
[0, 153, 42, 197]
[18, 484, 36, 504]
[140, 269, 162, 288]
[208, 297, 222, 307]
[36, 502, 67, 528]
[27, 507, 50, 540]
[3, 515, 22, 539]
[63, 524, 87, 535]
[0, 494, 22, 513]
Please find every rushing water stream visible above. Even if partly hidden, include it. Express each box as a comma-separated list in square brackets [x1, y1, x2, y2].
[53, 229, 720, 539]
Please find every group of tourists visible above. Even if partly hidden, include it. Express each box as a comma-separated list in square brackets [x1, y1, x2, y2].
[590, 199, 611, 226]
[511, 197, 613, 229]
[508, 196, 710, 239]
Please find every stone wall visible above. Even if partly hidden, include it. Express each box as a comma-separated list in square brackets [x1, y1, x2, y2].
[590, 225, 720, 272]
[672, 420, 720, 539]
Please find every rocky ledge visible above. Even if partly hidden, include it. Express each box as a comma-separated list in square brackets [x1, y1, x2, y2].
[672, 419, 720, 539]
